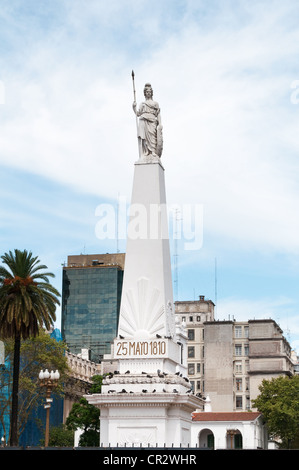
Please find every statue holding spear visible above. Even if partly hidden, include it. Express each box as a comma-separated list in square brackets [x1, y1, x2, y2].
[131, 71, 163, 159]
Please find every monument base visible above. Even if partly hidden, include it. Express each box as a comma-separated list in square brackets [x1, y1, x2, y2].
[87, 382, 203, 447]
[85, 356, 204, 447]
[85, 321, 204, 446]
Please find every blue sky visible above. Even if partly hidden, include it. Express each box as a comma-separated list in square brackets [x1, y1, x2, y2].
[1, 0, 299, 352]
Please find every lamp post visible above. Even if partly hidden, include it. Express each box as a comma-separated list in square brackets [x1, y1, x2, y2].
[38, 369, 60, 447]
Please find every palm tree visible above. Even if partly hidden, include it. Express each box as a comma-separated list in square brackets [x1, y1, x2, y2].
[0, 249, 60, 446]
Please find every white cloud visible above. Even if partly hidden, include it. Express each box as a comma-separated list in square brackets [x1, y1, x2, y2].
[1, 2, 299, 257]
[1, 1, 299, 257]
[0, 0, 299, 348]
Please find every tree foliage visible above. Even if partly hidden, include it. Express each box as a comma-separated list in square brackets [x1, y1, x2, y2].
[66, 374, 104, 447]
[0, 249, 60, 339]
[252, 375, 299, 449]
[0, 249, 60, 445]
[66, 397, 100, 447]
[41, 424, 74, 447]
[89, 374, 106, 394]
[0, 329, 69, 442]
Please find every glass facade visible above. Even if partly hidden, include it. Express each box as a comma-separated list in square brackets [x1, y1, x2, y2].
[62, 265, 123, 362]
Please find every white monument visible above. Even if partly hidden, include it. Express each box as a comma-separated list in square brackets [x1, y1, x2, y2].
[86, 76, 204, 447]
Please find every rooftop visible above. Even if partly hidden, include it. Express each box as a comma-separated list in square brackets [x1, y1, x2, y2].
[65, 253, 125, 269]
[192, 412, 261, 422]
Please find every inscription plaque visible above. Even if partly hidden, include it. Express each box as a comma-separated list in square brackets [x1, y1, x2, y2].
[114, 339, 167, 359]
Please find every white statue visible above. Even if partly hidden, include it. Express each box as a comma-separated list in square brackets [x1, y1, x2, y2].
[132, 75, 163, 159]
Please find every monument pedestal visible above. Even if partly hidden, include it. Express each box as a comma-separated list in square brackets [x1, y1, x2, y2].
[86, 156, 204, 446]
[87, 389, 201, 447]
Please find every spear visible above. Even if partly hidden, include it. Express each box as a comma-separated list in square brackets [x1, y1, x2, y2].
[131, 70, 136, 103]
[131, 70, 140, 156]
[131, 70, 138, 129]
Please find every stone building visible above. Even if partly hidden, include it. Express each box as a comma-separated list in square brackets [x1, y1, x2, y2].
[175, 298, 294, 412]
[175, 296, 214, 397]
[247, 319, 293, 403]
[63, 350, 100, 421]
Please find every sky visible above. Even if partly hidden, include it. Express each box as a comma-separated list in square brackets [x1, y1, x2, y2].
[0, 0, 299, 352]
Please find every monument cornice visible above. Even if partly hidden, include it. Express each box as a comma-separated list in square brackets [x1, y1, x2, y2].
[86, 392, 202, 410]
[134, 155, 165, 170]
[103, 374, 189, 386]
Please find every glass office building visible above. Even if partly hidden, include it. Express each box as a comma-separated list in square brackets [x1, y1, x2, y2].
[61, 254, 125, 362]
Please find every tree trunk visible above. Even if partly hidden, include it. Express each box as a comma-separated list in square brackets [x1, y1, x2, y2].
[9, 333, 20, 446]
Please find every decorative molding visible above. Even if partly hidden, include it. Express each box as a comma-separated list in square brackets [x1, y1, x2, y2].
[119, 277, 165, 337]
[117, 426, 157, 446]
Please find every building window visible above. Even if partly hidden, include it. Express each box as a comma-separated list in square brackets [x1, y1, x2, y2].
[197, 363, 201, 373]
[245, 378, 249, 391]
[246, 396, 251, 409]
[188, 346, 195, 358]
[188, 364, 195, 375]
[236, 378, 242, 391]
[235, 326, 242, 338]
[189, 316, 193, 322]
[197, 316, 201, 322]
[196, 380, 201, 390]
[244, 326, 249, 338]
[235, 361, 242, 374]
[235, 344, 242, 356]
[236, 396, 243, 409]
[188, 329, 195, 341]
[244, 344, 249, 355]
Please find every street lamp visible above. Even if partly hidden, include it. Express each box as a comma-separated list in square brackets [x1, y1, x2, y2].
[38, 369, 60, 447]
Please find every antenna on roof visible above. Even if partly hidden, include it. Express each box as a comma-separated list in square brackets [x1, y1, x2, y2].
[215, 257, 217, 319]
[173, 208, 182, 301]
[116, 193, 120, 253]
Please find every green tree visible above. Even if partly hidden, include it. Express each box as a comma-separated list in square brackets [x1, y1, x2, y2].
[0, 330, 69, 442]
[66, 397, 100, 447]
[90, 374, 106, 393]
[252, 375, 299, 448]
[0, 249, 60, 445]
[41, 424, 74, 447]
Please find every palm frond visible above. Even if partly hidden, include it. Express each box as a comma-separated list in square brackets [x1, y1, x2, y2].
[0, 249, 60, 340]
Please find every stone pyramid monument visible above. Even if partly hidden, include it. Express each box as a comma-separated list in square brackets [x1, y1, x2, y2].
[86, 78, 203, 447]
